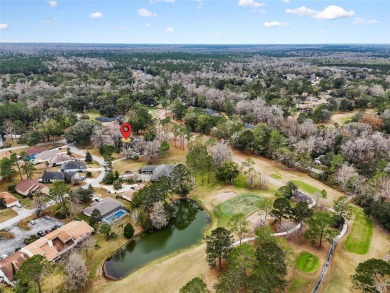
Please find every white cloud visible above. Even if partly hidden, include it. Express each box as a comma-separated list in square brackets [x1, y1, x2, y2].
[44, 17, 58, 24]
[164, 27, 174, 33]
[89, 11, 103, 18]
[313, 5, 354, 20]
[264, 21, 290, 27]
[0, 23, 9, 30]
[196, 0, 203, 9]
[47, 0, 57, 7]
[138, 8, 156, 17]
[353, 17, 379, 25]
[282, 0, 290, 3]
[145, 23, 151, 28]
[238, 0, 264, 8]
[286, 6, 316, 16]
[286, 5, 354, 21]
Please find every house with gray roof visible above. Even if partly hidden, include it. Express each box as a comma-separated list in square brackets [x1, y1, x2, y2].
[47, 154, 73, 167]
[60, 161, 86, 173]
[38, 171, 65, 183]
[33, 150, 58, 163]
[83, 198, 125, 218]
[151, 164, 176, 181]
[140, 164, 177, 181]
[140, 165, 157, 174]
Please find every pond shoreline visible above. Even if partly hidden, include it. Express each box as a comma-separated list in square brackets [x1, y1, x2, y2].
[102, 197, 210, 281]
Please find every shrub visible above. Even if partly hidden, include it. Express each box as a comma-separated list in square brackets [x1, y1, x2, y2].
[113, 180, 122, 190]
[124, 223, 135, 239]
[7, 185, 16, 193]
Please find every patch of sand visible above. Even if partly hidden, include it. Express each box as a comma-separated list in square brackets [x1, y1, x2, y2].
[217, 191, 237, 201]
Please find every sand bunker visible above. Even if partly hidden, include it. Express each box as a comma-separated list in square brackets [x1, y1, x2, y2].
[217, 191, 237, 201]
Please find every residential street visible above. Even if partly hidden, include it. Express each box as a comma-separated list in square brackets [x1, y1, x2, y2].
[0, 200, 56, 230]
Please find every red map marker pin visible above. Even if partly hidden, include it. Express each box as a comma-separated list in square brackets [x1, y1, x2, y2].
[120, 123, 132, 139]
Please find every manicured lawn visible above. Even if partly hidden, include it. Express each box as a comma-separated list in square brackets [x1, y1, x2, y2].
[0, 208, 17, 223]
[214, 193, 263, 226]
[292, 180, 321, 195]
[270, 173, 282, 180]
[295, 251, 320, 273]
[344, 207, 373, 254]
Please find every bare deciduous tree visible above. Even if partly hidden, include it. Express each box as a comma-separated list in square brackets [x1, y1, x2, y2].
[34, 191, 46, 217]
[335, 163, 358, 191]
[144, 141, 161, 164]
[209, 140, 232, 167]
[64, 253, 88, 292]
[150, 201, 169, 230]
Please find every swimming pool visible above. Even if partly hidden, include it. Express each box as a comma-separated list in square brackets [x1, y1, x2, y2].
[103, 209, 128, 224]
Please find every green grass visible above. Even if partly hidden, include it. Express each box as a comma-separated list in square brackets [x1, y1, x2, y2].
[233, 174, 247, 188]
[292, 180, 321, 195]
[295, 252, 320, 273]
[344, 207, 373, 254]
[287, 276, 310, 293]
[0, 208, 17, 223]
[214, 193, 263, 226]
[85, 110, 100, 121]
[270, 174, 282, 180]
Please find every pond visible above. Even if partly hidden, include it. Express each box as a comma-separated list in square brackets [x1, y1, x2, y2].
[103, 199, 210, 279]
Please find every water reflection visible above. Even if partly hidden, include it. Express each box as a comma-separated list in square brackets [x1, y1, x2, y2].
[104, 199, 209, 279]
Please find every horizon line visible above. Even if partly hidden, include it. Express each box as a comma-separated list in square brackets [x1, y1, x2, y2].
[1, 42, 390, 46]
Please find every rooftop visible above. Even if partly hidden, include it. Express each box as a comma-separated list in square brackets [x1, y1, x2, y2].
[151, 164, 176, 181]
[0, 192, 19, 206]
[83, 197, 124, 218]
[34, 150, 58, 161]
[15, 180, 49, 194]
[40, 171, 65, 181]
[22, 221, 94, 261]
[0, 251, 30, 283]
[60, 160, 86, 171]
[47, 153, 72, 165]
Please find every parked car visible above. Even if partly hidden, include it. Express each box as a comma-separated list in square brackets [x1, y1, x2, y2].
[29, 220, 36, 225]
[37, 231, 46, 237]
[16, 203, 22, 208]
[0, 254, 8, 260]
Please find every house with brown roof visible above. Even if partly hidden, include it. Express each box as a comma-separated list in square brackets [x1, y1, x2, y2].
[0, 192, 20, 208]
[21, 221, 94, 261]
[0, 251, 29, 285]
[15, 180, 49, 197]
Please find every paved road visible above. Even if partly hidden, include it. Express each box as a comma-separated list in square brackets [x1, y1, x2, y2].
[0, 139, 67, 153]
[0, 200, 56, 231]
[67, 143, 106, 188]
[0, 145, 28, 153]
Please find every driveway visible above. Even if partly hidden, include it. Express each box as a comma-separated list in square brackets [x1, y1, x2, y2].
[0, 200, 56, 231]
[67, 143, 106, 188]
[0, 216, 63, 256]
[11, 206, 30, 216]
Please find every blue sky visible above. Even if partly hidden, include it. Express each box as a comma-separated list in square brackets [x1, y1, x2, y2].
[0, 0, 388, 44]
